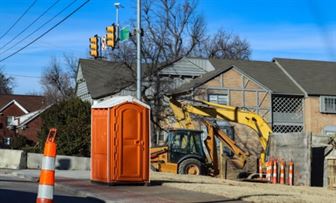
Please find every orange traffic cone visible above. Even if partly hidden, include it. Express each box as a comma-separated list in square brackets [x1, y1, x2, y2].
[288, 160, 294, 186]
[272, 159, 277, 184]
[280, 160, 286, 184]
[36, 128, 57, 203]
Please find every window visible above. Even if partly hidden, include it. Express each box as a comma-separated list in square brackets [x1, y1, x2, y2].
[6, 116, 14, 126]
[208, 94, 228, 105]
[320, 96, 336, 114]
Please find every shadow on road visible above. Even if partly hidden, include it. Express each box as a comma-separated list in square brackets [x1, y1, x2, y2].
[0, 189, 105, 203]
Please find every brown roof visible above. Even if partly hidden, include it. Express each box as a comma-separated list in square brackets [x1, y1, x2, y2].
[0, 94, 46, 112]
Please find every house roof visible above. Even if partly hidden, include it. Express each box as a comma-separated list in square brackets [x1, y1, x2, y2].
[171, 59, 304, 96]
[0, 94, 46, 112]
[17, 105, 51, 128]
[274, 58, 336, 96]
[78, 58, 182, 99]
[169, 66, 231, 96]
[79, 59, 135, 99]
[210, 59, 304, 95]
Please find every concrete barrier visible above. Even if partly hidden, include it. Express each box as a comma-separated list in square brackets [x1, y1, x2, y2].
[0, 149, 27, 169]
[27, 153, 90, 170]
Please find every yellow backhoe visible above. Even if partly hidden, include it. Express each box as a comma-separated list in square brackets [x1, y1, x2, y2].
[150, 97, 272, 176]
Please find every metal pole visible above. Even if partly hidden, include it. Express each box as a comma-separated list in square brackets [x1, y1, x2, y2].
[136, 0, 141, 100]
[114, 3, 120, 41]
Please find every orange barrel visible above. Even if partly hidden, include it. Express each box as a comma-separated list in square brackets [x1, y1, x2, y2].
[272, 159, 277, 184]
[266, 160, 272, 182]
[36, 129, 57, 203]
[288, 160, 294, 186]
[280, 160, 286, 184]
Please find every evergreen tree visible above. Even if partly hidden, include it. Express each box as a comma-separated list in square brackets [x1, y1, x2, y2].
[39, 97, 91, 157]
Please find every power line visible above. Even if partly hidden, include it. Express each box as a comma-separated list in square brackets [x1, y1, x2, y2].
[0, 0, 38, 41]
[0, 0, 78, 56]
[0, 0, 90, 63]
[0, 0, 61, 51]
[10, 74, 41, 79]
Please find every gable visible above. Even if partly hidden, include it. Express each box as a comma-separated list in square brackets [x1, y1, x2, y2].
[160, 57, 215, 76]
[0, 100, 29, 114]
[200, 68, 267, 91]
[210, 59, 304, 96]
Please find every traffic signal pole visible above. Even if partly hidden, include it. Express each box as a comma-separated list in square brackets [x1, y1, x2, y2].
[114, 3, 120, 41]
[136, 0, 141, 100]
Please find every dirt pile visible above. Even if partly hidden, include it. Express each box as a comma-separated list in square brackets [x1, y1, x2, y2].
[151, 172, 335, 203]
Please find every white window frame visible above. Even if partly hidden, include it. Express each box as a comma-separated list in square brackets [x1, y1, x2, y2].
[320, 96, 336, 114]
[208, 94, 229, 105]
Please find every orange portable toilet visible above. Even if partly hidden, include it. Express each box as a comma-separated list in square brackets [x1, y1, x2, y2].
[91, 96, 150, 184]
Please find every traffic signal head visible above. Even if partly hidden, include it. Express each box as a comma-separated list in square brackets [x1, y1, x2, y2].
[89, 35, 99, 58]
[106, 24, 116, 49]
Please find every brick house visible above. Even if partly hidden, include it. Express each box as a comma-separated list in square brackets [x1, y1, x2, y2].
[0, 94, 46, 146]
[171, 58, 336, 174]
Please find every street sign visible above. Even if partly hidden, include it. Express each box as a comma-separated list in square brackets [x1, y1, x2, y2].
[119, 26, 130, 42]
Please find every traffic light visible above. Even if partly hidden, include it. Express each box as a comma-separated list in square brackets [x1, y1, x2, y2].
[89, 35, 99, 58]
[106, 24, 116, 49]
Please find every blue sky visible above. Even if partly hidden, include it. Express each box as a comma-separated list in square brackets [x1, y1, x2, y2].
[0, 0, 335, 94]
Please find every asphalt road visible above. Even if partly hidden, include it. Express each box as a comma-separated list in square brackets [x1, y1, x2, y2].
[0, 171, 246, 203]
[0, 174, 103, 203]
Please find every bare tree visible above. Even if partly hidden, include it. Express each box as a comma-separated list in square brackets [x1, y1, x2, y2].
[63, 53, 79, 82]
[108, 0, 251, 144]
[194, 29, 251, 60]
[0, 66, 14, 94]
[40, 57, 75, 104]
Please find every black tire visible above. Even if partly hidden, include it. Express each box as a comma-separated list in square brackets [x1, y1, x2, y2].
[178, 158, 205, 175]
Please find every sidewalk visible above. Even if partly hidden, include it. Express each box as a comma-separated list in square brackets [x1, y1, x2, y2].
[1, 169, 239, 203]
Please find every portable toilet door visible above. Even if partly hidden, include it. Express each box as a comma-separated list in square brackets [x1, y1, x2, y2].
[113, 99, 150, 182]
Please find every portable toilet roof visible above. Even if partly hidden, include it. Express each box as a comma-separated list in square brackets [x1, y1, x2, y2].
[92, 96, 150, 109]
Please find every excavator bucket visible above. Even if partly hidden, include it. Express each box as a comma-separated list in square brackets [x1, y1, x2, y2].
[231, 155, 246, 169]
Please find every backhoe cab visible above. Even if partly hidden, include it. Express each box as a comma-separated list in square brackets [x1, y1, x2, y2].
[151, 129, 207, 175]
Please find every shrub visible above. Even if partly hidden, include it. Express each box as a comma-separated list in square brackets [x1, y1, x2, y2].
[39, 97, 91, 157]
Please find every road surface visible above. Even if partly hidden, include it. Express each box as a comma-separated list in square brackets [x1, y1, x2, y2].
[0, 174, 103, 203]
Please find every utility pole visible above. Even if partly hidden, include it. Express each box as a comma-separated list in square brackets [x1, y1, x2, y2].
[114, 2, 121, 41]
[136, 0, 141, 100]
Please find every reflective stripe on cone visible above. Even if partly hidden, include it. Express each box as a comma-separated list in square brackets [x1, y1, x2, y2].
[37, 185, 54, 199]
[288, 160, 294, 186]
[41, 157, 55, 171]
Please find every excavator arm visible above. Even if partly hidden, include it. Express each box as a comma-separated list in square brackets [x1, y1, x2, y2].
[169, 97, 272, 167]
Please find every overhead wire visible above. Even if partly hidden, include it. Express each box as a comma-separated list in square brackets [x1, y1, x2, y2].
[0, 0, 90, 63]
[0, 0, 78, 56]
[0, 0, 38, 41]
[9, 74, 41, 79]
[0, 0, 61, 51]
